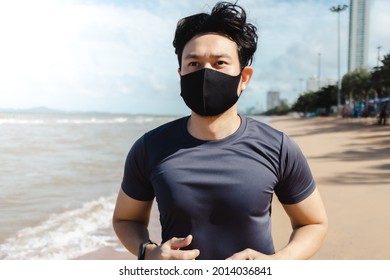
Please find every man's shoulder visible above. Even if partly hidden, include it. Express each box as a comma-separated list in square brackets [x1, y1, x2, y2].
[243, 115, 283, 142]
[144, 116, 188, 142]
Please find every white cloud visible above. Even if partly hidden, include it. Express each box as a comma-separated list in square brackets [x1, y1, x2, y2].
[0, 0, 181, 113]
[369, 0, 390, 67]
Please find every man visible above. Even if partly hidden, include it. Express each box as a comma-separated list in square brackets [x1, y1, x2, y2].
[378, 104, 388, 125]
[113, 1, 328, 260]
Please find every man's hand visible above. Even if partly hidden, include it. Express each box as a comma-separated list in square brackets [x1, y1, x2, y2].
[226, 248, 274, 260]
[146, 235, 200, 260]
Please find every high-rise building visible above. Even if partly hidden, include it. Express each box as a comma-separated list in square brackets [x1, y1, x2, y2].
[348, 0, 370, 71]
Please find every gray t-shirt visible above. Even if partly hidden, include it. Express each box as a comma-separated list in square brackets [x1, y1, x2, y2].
[121, 115, 315, 259]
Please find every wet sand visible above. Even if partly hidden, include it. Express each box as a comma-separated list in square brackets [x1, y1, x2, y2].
[78, 116, 390, 260]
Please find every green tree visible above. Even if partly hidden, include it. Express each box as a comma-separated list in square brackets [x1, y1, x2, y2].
[371, 53, 390, 98]
[342, 68, 372, 101]
[291, 86, 337, 114]
[291, 91, 317, 113]
[262, 101, 290, 116]
[315, 85, 337, 113]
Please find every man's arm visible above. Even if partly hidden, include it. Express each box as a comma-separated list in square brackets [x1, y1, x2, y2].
[227, 188, 328, 260]
[112, 189, 154, 256]
[112, 189, 200, 260]
[275, 188, 328, 259]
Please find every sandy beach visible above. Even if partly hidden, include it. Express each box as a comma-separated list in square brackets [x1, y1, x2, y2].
[78, 116, 390, 260]
[270, 116, 390, 260]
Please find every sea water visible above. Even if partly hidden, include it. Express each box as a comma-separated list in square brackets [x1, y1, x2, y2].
[0, 112, 177, 259]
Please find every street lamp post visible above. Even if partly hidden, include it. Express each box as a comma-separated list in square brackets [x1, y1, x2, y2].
[330, 4, 348, 117]
[377, 46, 382, 67]
[318, 52, 322, 90]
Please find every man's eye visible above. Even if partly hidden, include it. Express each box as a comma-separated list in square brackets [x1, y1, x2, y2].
[216, 61, 226, 66]
[189, 62, 199, 67]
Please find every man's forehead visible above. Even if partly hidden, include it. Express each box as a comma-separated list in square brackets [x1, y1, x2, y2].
[185, 33, 236, 46]
[182, 34, 239, 57]
[183, 53, 234, 60]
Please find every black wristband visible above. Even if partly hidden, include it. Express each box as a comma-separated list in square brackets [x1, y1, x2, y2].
[137, 240, 158, 260]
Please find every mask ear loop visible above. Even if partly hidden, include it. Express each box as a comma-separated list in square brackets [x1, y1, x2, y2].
[238, 65, 248, 95]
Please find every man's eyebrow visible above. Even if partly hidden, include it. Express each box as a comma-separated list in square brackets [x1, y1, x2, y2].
[183, 53, 233, 60]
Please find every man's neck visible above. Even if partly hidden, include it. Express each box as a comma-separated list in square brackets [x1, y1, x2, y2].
[187, 108, 241, 141]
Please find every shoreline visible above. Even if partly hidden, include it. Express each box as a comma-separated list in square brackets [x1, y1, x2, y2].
[76, 116, 390, 260]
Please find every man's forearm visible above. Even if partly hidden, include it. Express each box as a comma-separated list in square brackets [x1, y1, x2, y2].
[113, 219, 150, 256]
[274, 223, 328, 259]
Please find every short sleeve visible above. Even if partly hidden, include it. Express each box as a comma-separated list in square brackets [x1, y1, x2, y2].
[275, 134, 316, 204]
[121, 135, 155, 201]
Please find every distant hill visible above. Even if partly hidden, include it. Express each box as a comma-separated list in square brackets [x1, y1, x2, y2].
[0, 106, 63, 113]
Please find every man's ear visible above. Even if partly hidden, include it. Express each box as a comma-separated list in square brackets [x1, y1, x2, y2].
[240, 66, 254, 91]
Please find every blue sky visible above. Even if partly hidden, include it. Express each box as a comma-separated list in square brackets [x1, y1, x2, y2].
[0, 0, 388, 115]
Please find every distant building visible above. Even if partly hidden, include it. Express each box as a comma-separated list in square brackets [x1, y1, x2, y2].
[348, 0, 370, 71]
[267, 91, 281, 110]
[306, 77, 337, 92]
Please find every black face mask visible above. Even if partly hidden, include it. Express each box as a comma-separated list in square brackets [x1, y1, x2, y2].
[180, 68, 242, 116]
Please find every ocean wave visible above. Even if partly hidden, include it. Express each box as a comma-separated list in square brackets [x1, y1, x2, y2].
[0, 115, 178, 125]
[0, 118, 45, 125]
[55, 117, 129, 124]
[0, 194, 118, 260]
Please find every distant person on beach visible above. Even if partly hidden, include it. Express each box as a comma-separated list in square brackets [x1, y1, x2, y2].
[113, 1, 328, 260]
[378, 105, 388, 125]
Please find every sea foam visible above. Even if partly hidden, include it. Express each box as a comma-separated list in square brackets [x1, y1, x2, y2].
[0, 194, 118, 260]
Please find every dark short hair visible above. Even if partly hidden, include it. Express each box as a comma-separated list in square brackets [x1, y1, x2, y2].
[173, 1, 258, 69]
